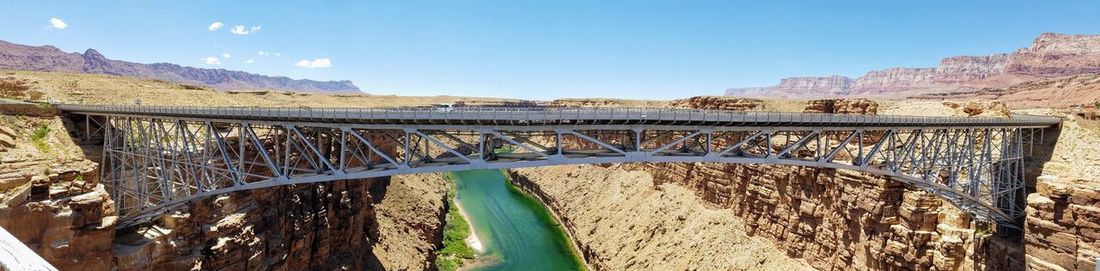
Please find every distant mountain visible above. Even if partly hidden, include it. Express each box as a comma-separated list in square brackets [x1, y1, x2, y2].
[725, 33, 1100, 99]
[0, 40, 360, 93]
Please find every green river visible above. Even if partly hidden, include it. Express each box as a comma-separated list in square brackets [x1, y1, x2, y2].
[451, 169, 585, 271]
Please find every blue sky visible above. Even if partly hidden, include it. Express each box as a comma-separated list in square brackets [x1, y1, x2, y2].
[3, 1, 1099, 100]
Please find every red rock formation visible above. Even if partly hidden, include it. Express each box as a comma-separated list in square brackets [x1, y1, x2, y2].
[776, 76, 853, 96]
[850, 67, 937, 93]
[1, 116, 449, 270]
[935, 54, 1009, 83]
[113, 179, 387, 270]
[612, 163, 1023, 270]
[0, 160, 116, 271]
[726, 33, 1100, 99]
[1024, 176, 1100, 271]
[1006, 33, 1100, 76]
[803, 98, 879, 114]
[668, 96, 764, 111]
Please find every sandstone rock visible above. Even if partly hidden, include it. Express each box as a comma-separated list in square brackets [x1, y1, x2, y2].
[935, 54, 1010, 83]
[803, 98, 879, 114]
[667, 96, 764, 111]
[1006, 33, 1100, 76]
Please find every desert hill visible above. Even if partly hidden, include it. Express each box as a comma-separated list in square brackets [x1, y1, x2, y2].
[0, 40, 359, 93]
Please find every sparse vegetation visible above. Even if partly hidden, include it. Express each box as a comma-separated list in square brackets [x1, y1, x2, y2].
[179, 84, 208, 91]
[26, 90, 45, 101]
[31, 124, 50, 152]
[434, 175, 476, 271]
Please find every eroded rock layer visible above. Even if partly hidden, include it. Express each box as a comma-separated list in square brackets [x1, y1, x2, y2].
[112, 179, 386, 270]
[509, 165, 812, 270]
[1, 114, 450, 270]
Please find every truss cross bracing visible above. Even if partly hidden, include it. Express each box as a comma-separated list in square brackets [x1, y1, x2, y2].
[59, 104, 1061, 229]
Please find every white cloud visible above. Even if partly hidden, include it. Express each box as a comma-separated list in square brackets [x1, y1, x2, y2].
[295, 58, 332, 69]
[230, 25, 247, 35]
[274, 52, 281, 57]
[230, 25, 261, 35]
[244, 59, 255, 64]
[222, 53, 231, 58]
[47, 17, 67, 30]
[257, 51, 270, 56]
[208, 22, 223, 31]
[201, 57, 221, 65]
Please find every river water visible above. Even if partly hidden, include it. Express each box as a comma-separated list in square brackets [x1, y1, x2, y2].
[451, 169, 584, 271]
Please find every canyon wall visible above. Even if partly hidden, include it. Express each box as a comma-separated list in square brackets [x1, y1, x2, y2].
[0, 115, 117, 270]
[509, 165, 813, 270]
[111, 179, 388, 270]
[0, 114, 450, 270]
[1006, 33, 1100, 77]
[935, 54, 1009, 83]
[776, 76, 852, 95]
[502, 98, 1066, 271]
[726, 33, 1100, 99]
[1019, 109, 1100, 271]
[619, 163, 1022, 270]
[849, 67, 937, 94]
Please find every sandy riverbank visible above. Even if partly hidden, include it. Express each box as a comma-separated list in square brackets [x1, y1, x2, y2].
[453, 197, 485, 253]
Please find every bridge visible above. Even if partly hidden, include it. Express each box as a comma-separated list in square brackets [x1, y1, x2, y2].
[59, 104, 1061, 229]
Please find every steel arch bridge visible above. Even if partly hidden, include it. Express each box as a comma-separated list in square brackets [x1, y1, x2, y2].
[60, 104, 1060, 229]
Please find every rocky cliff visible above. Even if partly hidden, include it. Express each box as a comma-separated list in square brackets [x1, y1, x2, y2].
[726, 33, 1100, 99]
[1006, 33, 1100, 76]
[0, 113, 449, 270]
[508, 165, 812, 270]
[912, 72, 1100, 109]
[503, 98, 1068, 271]
[935, 54, 1010, 83]
[1017, 108, 1100, 271]
[850, 67, 938, 94]
[0, 115, 116, 271]
[0, 40, 359, 93]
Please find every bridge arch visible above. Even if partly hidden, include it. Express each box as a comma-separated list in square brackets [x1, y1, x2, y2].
[60, 104, 1060, 229]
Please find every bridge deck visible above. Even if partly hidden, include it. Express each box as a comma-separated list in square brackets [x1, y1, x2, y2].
[59, 104, 1061, 128]
[59, 104, 1062, 230]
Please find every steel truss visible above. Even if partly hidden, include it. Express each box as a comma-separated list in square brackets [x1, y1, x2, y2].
[81, 111, 1053, 229]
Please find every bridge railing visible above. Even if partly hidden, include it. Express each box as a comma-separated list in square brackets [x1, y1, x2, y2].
[58, 104, 1062, 127]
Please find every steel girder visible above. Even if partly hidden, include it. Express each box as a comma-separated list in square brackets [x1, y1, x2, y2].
[94, 115, 1042, 229]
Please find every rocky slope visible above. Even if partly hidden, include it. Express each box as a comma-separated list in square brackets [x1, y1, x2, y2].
[503, 98, 1092, 271]
[0, 109, 450, 270]
[509, 165, 812, 270]
[912, 74, 1100, 109]
[726, 33, 1100, 99]
[0, 40, 359, 93]
[372, 173, 450, 270]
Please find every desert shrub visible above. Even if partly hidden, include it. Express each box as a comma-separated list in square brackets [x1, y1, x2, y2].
[32, 125, 50, 152]
[434, 183, 475, 271]
[26, 90, 45, 101]
[179, 84, 209, 91]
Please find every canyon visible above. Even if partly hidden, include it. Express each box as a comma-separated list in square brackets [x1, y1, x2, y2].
[726, 33, 1100, 103]
[507, 98, 1098, 271]
[1, 69, 1097, 271]
[0, 88, 451, 270]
